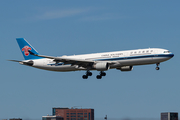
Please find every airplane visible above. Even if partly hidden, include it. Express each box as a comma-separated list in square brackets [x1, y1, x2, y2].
[9, 38, 174, 79]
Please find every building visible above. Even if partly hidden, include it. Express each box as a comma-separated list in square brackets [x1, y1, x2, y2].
[42, 115, 63, 120]
[52, 107, 94, 120]
[9, 119, 22, 120]
[161, 112, 178, 120]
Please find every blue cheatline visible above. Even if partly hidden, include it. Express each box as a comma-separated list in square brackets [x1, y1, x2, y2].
[94, 54, 174, 61]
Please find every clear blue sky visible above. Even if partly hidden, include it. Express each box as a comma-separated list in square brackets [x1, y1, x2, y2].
[1, 1, 180, 120]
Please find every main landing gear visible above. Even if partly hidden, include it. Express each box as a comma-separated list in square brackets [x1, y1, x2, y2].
[96, 71, 106, 79]
[82, 71, 106, 79]
[156, 63, 160, 70]
[82, 71, 92, 79]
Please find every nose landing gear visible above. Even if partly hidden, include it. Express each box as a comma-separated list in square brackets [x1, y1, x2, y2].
[156, 63, 160, 70]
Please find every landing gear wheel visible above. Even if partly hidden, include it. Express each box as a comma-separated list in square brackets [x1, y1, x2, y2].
[100, 72, 106, 76]
[156, 67, 160, 70]
[82, 71, 92, 79]
[96, 75, 102, 79]
[155, 63, 160, 70]
[87, 72, 92, 76]
[82, 75, 88, 79]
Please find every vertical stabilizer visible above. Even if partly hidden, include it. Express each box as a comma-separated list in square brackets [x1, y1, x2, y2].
[16, 38, 41, 60]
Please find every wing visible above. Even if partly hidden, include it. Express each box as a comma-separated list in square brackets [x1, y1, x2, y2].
[28, 51, 117, 68]
[29, 51, 95, 67]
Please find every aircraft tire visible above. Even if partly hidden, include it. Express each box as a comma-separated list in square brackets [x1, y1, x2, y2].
[96, 75, 102, 79]
[82, 75, 88, 79]
[87, 72, 92, 76]
[100, 72, 106, 76]
[156, 67, 160, 70]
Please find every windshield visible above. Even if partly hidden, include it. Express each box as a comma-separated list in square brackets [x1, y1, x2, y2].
[164, 51, 171, 53]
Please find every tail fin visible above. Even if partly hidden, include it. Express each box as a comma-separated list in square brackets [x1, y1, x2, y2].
[16, 38, 41, 60]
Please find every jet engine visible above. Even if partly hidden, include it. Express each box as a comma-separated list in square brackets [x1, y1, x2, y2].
[117, 66, 133, 71]
[93, 62, 110, 71]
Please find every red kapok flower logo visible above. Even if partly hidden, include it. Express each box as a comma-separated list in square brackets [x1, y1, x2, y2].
[22, 46, 32, 56]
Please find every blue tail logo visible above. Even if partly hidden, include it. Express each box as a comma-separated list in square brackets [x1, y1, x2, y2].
[16, 38, 41, 60]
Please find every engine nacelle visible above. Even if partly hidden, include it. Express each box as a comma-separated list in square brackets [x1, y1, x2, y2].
[93, 62, 110, 71]
[117, 66, 133, 71]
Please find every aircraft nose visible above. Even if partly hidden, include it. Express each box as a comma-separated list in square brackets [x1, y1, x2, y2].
[170, 53, 174, 58]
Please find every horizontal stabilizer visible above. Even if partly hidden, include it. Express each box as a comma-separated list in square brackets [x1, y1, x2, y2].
[7, 60, 22, 62]
[8, 59, 33, 66]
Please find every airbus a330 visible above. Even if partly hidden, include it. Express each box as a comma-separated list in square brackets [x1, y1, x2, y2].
[9, 38, 174, 79]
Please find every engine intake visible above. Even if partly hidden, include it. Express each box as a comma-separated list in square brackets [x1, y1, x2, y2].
[117, 66, 133, 71]
[93, 62, 109, 71]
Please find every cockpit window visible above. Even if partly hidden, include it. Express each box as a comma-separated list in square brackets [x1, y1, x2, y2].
[164, 51, 171, 53]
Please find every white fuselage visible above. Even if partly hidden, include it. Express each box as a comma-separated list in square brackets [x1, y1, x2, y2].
[22, 48, 174, 72]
